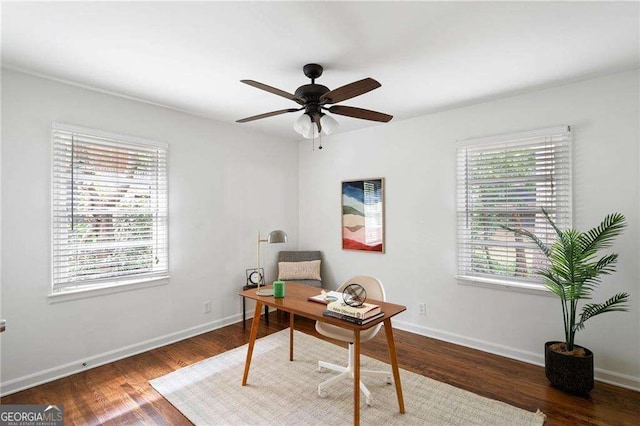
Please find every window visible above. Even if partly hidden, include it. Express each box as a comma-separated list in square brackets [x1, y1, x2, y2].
[456, 126, 572, 290]
[52, 123, 168, 296]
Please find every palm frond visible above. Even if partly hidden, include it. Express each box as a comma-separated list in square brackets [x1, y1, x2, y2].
[502, 209, 629, 345]
[576, 292, 630, 330]
[564, 284, 592, 300]
[501, 225, 551, 257]
[580, 213, 626, 256]
[593, 253, 619, 275]
[538, 270, 565, 297]
[542, 208, 563, 238]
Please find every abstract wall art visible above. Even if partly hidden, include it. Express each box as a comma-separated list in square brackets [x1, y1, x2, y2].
[341, 178, 385, 253]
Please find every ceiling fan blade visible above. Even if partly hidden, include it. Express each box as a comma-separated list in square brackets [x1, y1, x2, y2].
[327, 105, 393, 122]
[236, 108, 301, 123]
[319, 78, 381, 104]
[240, 80, 305, 105]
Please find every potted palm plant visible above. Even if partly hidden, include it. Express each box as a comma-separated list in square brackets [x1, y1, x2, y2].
[504, 209, 630, 393]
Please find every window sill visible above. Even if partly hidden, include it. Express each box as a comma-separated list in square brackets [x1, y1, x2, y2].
[455, 275, 555, 297]
[48, 276, 170, 304]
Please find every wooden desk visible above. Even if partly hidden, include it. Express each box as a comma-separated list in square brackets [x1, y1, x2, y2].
[239, 281, 406, 426]
[241, 284, 269, 328]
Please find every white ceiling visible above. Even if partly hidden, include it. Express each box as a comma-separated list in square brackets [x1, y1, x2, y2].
[2, 2, 639, 141]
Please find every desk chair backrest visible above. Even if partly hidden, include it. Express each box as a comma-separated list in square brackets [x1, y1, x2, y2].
[317, 275, 385, 343]
[336, 275, 386, 304]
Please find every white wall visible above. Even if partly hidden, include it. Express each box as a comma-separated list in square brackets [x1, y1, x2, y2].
[0, 70, 299, 394]
[2, 68, 638, 395]
[298, 70, 640, 390]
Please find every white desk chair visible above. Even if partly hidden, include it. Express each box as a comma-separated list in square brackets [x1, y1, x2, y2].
[315, 276, 392, 405]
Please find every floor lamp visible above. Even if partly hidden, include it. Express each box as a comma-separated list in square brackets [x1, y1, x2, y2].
[256, 229, 288, 296]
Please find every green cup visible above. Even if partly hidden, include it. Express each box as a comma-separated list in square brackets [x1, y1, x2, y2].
[273, 281, 285, 298]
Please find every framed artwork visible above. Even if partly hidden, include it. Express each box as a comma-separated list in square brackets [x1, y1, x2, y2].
[341, 178, 385, 253]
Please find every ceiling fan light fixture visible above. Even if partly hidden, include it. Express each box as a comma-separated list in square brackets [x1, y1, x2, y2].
[237, 64, 392, 138]
[320, 114, 339, 135]
[301, 122, 320, 139]
[293, 113, 312, 135]
[302, 123, 320, 139]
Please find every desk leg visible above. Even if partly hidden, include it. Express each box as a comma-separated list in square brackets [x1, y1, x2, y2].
[242, 301, 263, 386]
[383, 319, 405, 414]
[354, 329, 361, 426]
[289, 313, 295, 361]
[242, 296, 246, 329]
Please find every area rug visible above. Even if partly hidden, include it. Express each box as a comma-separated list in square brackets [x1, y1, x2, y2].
[150, 330, 545, 425]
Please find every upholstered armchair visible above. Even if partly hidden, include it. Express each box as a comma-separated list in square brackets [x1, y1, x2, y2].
[277, 251, 323, 288]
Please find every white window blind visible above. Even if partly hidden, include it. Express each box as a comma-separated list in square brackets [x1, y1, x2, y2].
[52, 124, 168, 294]
[456, 126, 572, 287]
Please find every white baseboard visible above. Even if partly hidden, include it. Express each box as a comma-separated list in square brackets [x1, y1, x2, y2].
[591, 367, 640, 391]
[3, 314, 637, 397]
[0, 312, 247, 397]
[393, 319, 640, 392]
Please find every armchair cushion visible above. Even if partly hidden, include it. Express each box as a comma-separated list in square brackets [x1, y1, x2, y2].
[278, 260, 321, 281]
[277, 251, 323, 288]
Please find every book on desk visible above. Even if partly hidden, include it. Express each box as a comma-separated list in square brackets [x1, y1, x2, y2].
[322, 310, 384, 325]
[310, 291, 381, 314]
[310, 290, 384, 324]
[327, 300, 381, 319]
[308, 290, 343, 304]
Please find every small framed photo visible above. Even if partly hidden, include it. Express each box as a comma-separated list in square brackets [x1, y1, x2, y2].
[341, 178, 385, 253]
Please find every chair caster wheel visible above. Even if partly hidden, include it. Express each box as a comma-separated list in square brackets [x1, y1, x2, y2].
[385, 377, 393, 384]
[318, 366, 327, 373]
[318, 389, 328, 398]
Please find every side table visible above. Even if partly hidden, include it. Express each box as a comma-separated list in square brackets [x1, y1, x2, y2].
[242, 285, 269, 328]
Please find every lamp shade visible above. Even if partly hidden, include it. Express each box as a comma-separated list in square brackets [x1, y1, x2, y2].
[293, 114, 312, 135]
[266, 230, 288, 244]
[303, 123, 320, 139]
[320, 114, 339, 135]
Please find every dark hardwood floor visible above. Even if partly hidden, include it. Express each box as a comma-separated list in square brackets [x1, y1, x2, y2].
[2, 313, 639, 425]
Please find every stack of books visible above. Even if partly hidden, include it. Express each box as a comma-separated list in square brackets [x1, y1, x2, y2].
[323, 300, 384, 325]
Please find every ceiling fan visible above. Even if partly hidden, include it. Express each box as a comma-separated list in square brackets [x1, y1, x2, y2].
[236, 64, 392, 139]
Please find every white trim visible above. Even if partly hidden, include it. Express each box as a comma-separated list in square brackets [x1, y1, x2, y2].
[0, 311, 248, 397]
[52, 122, 168, 149]
[50, 124, 169, 296]
[3, 65, 201, 121]
[456, 125, 573, 289]
[48, 276, 170, 303]
[2, 313, 637, 396]
[393, 319, 640, 392]
[458, 125, 570, 147]
[593, 368, 640, 392]
[456, 275, 556, 297]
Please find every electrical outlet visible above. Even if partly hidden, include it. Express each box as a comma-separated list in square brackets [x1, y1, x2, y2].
[204, 301, 212, 314]
[418, 303, 426, 315]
